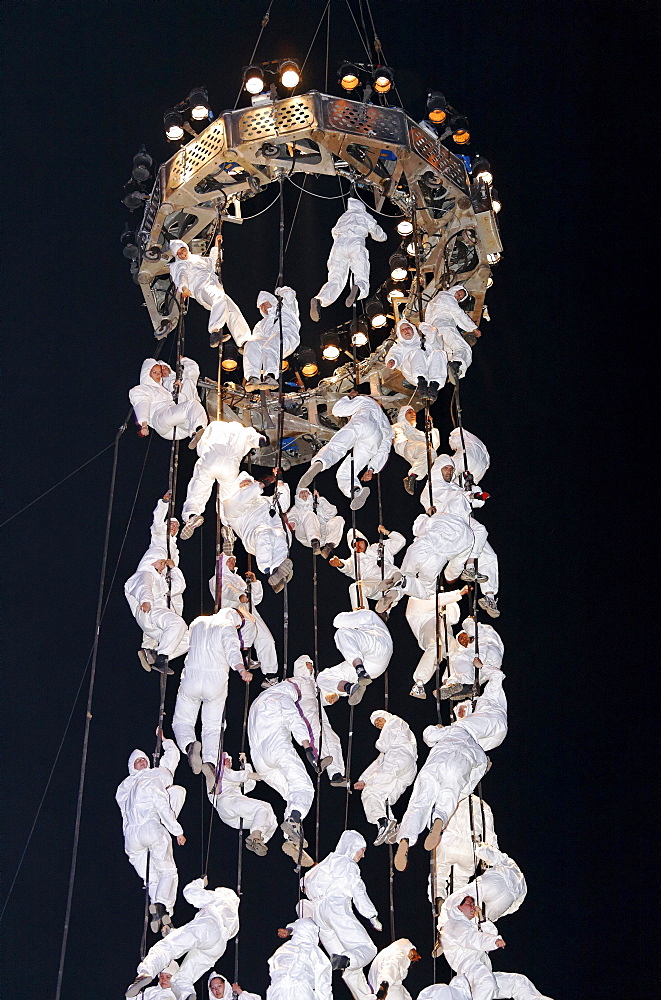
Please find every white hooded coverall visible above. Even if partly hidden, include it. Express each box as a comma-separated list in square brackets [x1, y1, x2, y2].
[129, 358, 208, 441]
[386, 321, 448, 387]
[317, 609, 393, 700]
[407, 588, 463, 686]
[439, 845, 526, 929]
[247, 675, 317, 821]
[168, 240, 250, 344]
[143, 960, 179, 1000]
[172, 608, 255, 764]
[266, 917, 333, 1000]
[223, 478, 290, 576]
[439, 903, 502, 1000]
[150, 498, 181, 564]
[303, 830, 378, 1000]
[398, 724, 488, 848]
[207, 752, 277, 843]
[418, 978, 472, 1000]
[289, 654, 345, 777]
[124, 547, 188, 660]
[448, 427, 490, 487]
[445, 619, 504, 689]
[315, 197, 387, 306]
[335, 527, 406, 602]
[244, 287, 301, 380]
[208, 555, 278, 676]
[116, 741, 185, 916]
[288, 490, 345, 551]
[311, 395, 393, 499]
[393, 406, 440, 481]
[136, 879, 239, 998]
[424, 285, 478, 376]
[359, 712, 417, 825]
[181, 420, 264, 522]
[432, 795, 497, 901]
[207, 971, 261, 999]
[452, 671, 508, 753]
[367, 937, 416, 1000]
[400, 510, 474, 598]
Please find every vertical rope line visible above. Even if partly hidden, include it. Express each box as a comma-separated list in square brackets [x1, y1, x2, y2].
[344, 704, 354, 830]
[54, 420, 127, 1000]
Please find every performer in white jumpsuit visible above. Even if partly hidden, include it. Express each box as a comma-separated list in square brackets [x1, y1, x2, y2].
[223, 477, 292, 588]
[206, 751, 277, 857]
[439, 894, 505, 1000]
[397, 507, 474, 599]
[303, 830, 382, 1000]
[331, 526, 407, 604]
[266, 917, 333, 1000]
[385, 320, 447, 403]
[452, 669, 508, 756]
[168, 240, 250, 345]
[393, 406, 440, 493]
[150, 495, 180, 559]
[208, 554, 278, 680]
[439, 844, 526, 930]
[439, 618, 504, 700]
[448, 427, 490, 487]
[310, 197, 387, 319]
[431, 794, 497, 902]
[367, 938, 420, 1000]
[244, 287, 300, 388]
[124, 546, 188, 672]
[129, 358, 208, 446]
[298, 391, 393, 509]
[407, 586, 465, 698]
[418, 980, 472, 1000]
[354, 711, 417, 845]
[287, 488, 345, 559]
[172, 607, 255, 775]
[425, 285, 479, 382]
[317, 608, 393, 705]
[126, 878, 240, 999]
[180, 420, 265, 539]
[208, 970, 261, 999]
[142, 961, 178, 1000]
[289, 654, 346, 784]
[247, 670, 322, 865]
[116, 740, 186, 934]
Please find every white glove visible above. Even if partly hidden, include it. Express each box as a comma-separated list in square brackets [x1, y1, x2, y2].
[370, 917, 383, 931]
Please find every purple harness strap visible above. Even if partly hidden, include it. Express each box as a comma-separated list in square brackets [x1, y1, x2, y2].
[286, 679, 317, 755]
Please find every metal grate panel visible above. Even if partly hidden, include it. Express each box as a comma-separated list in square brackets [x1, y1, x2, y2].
[140, 171, 162, 238]
[409, 125, 468, 193]
[322, 98, 407, 145]
[234, 98, 316, 144]
[168, 120, 227, 190]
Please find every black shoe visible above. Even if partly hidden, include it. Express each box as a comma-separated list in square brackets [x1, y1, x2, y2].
[376, 983, 390, 1000]
[330, 954, 350, 972]
[449, 683, 476, 701]
[403, 475, 416, 495]
[320, 543, 334, 559]
[304, 746, 318, 769]
[153, 654, 174, 676]
[447, 360, 462, 385]
[210, 329, 222, 348]
[311, 538, 322, 556]
[310, 297, 321, 322]
[428, 381, 440, 402]
[149, 902, 167, 934]
[329, 773, 349, 787]
[345, 283, 360, 308]
[281, 810, 303, 841]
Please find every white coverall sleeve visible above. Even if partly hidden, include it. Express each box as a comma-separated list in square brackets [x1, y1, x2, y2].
[131, 571, 156, 606]
[368, 429, 393, 474]
[385, 344, 404, 370]
[182, 877, 217, 908]
[352, 873, 378, 920]
[153, 783, 184, 838]
[129, 385, 155, 427]
[367, 216, 388, 242]
[179, 356, 201, 383]
[220, 626, 244, 669]
[445, 298, 478, 333]
[448, 918, 501, 954]
[385, 531, 406, 557]
[158, 738, 180, 778]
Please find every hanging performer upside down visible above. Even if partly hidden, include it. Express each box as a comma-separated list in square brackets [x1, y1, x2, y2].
[303, 830, 382, 1000]
[287, 487, 345, 559]
[208, 554, 279, 683]
[244, 287, 300, 389]
[129, 358, 208, 449]
[392, 406, 440, 494]
[172, 606, 255, 782]
[424, 284, 480, 384]
[168, 240, 250, 348]
[438, 617, 504, 702]
[115, 737, 186, 938]
[180, 419, 266, 541]
[367, 938, 421, 1000]
[354, 710, 417, 846]
[430, 793, 498, 904]
[266, 917, 333, 1000]
[310, 197, 387, 320]
[206, 751, 277, 858]
[317, 608, 393, 706]
[438, 844, 527, 937]
[406, 585, 467, 700]
[330, 525, 407, 605]
[126, 878, 240, 1000]
[223, 476, 293, 592]
[385, 319, 448, 405]
[124, 542, 188, 675]
[297, 388, 393, 510]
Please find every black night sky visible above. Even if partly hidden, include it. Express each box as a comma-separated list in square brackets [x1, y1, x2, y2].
[0, 2, 655, 998]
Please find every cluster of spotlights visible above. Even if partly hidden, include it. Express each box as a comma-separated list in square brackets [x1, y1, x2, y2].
[321, 321, 370, 361]
[243, 59, 301, 96]
[164, 88, 211, 141]
[423, 91, 471, 146]
[470, 155, 502, 214]
[338, 62, 394, 96]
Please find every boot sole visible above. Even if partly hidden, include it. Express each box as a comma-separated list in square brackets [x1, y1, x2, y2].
[348, 677, 371, 705]
[281, 840, 314, 866]
[394, 841, 409, 871]
[424, 818, 444, 851]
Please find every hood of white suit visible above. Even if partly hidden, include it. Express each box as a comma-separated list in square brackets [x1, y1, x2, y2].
[397, 405, 417, 425]
[347, 196, 366, 213]
[345, 527, 368, 549]
[290, 916, 321, 947]
[395, 318, 421, 347]
[257, 289, 277, 311]
[334, 829, 366, 857]
[169, 239, 189, 256]
[370, 709, 393, 727]
[128, 748, 150, 774]
[140, 358, 171, 384]
[207, 971, 232, 999]
[293, 653, 314, 678]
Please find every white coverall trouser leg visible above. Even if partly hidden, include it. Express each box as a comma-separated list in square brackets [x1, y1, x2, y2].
[399, 756, 477, 847]
[401, 524, 473, 594]
[253, 610, 278, 675]
[312, 895, 376, 1000]
[411, 615, 449, 685]
[151, 399, 208, 440]
[296, 510, 345, 549]
[477, 541, 499, 596]
[172, 669, 228, 764]
[493, 972, 552, 999]
[313, 424, 370, 500]
[362, 771, 411, 824]
[317, 244, 370, 307]
[196, 282, 250, 344]
[461, 962, 497, 1000]
[124, 786, 185, 914]
[434, 858, 476, 900]
[214, 790, 278, 841]
[251, 526, 289, 576]
[404, 347, 448, 387]
[137, 607, 189, 660]
[137, 922, 228, 999]
[243, 330, 297, 381]
[317, 628, 391, 699]
[406, 441, 432, 480]
[181, 463, 239, 522]
[250, 730, 315, 819]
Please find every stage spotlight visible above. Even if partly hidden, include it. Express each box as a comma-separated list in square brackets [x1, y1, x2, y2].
[472, 155, 492, 185]
[322, 332, 342, 361]
[486, 275, 494, 288]
[164, 110, 184, 141]
[221, 342, 240, 371]
[372, 66, 393, 94]
[279, 59, 301, 89]
[132, 148, 153, 183]
[295, 348, 318, 377]
[426, 91, 447, 124]
[397, 218, 414, 236]
[188, 87, 210, 120]
[385, 280, 405, 304]
[491, 189, 502, 213]
[243, 65, 265, 95]
[450, 115, 471, 145]
[366, 296, 387, 328]
[487, 252, 501, 264]
[122, 189, 148, 211]
[339, 63, 361, 90]
[351, 319, 369, 347]
[389, 251, 409, 282]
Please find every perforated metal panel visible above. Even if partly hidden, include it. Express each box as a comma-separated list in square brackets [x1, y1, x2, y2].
[233, 97, 317, 144]
[322, 98, 407, 145]
[409, 125, 468, 193]
[168, 120, 227, 189]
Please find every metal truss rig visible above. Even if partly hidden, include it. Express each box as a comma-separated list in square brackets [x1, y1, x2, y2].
[135, 90, 503, 468]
